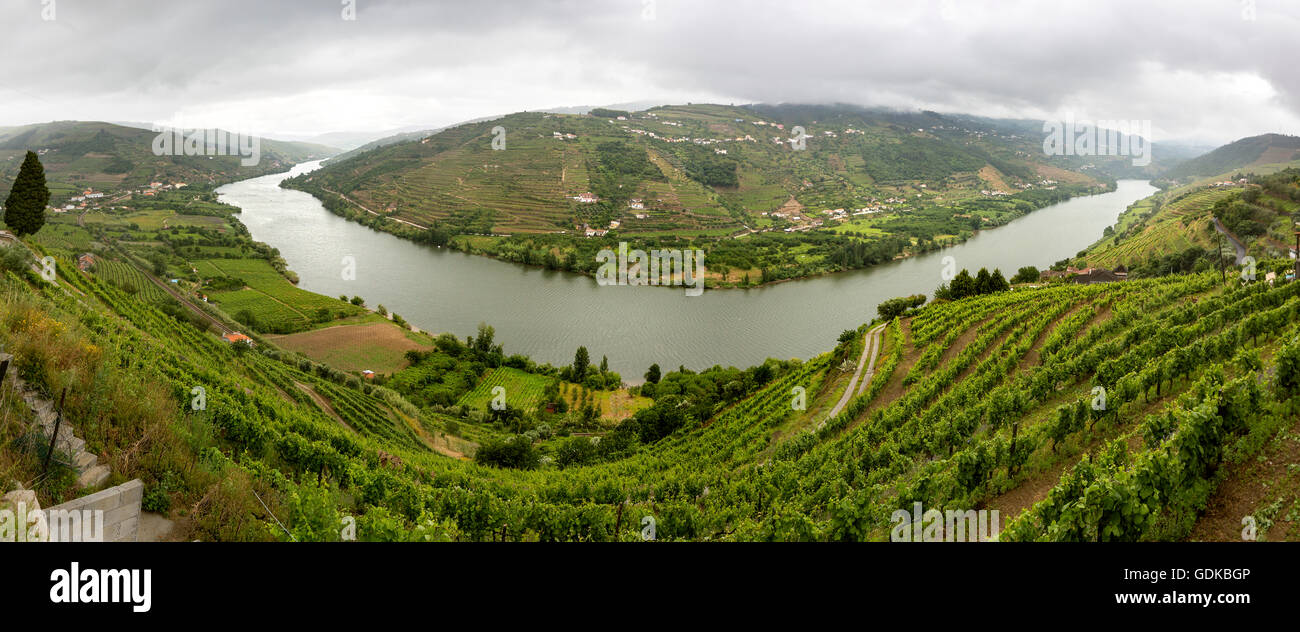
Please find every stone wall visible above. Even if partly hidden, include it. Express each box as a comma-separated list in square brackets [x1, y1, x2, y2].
[45, 479, 144, 542]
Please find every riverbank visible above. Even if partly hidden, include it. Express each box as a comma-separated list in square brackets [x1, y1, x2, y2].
[281, 170, 1114, 290]
[221, 163, 1153, 379]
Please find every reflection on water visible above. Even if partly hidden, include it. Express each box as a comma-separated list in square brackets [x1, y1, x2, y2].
[219, 162, 1154, 380]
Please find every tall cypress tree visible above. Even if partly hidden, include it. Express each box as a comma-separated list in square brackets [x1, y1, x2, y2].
[4, 151, 50, 236]
[572, 346, 590, 383]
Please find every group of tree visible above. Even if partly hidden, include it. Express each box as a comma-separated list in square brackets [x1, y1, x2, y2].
[934, 267, 1009, 300]
[683, 148, 739, 187]
[559, 346, 620, 390]
[877, 294, 926, 320]
[588, 108, 629, 119]
[1009, 266, 1040, 284]
[637, 360, 782, 409]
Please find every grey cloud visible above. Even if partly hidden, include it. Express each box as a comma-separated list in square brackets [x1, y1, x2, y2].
[1, 0, 1296, 143]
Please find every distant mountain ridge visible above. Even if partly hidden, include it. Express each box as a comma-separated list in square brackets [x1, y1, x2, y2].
[0, 121, 338, 201]
[1164, 133, 1300, 181]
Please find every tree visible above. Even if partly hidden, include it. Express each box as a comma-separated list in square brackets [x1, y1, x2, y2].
[235, 309, 258, 330]
[471, 322, 496, 354]
[4, 151, 50, 236]
[990, 268, 1010, 292]
[473, 435, 539, 469]
[877, 294, 926, 320]
[644, 363, 661, 384]
[1010, 266, 1040, 284]
[949, 269, 977, 299]
[572, 346, 590, 383]
[974, 268, 993, 294]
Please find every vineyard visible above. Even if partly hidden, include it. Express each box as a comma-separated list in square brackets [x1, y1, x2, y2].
[196, 257, 366, 333]
[92, 259, 169, 303]
[3, 243, 1299, 541]
[457, 367, 553, 412]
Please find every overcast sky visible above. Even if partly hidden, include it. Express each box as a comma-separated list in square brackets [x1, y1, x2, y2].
[1, 0, 1297, 145]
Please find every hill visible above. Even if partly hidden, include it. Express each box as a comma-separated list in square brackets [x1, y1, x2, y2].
[3, 218, 1298, 540]
[1163, 133, 1300, 181]
[0, 121, 338, 203]
[1077, 163, 1299, 275]
[291, 103, 1154, 235]
[283, 103, 1182, 286]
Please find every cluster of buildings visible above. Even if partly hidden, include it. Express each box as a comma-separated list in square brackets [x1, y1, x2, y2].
[140, 181, 186, 197]
[47, 179, 188, 213]
[615, 115, 870, 150]
[1210, 178, 1249, 187]
[1040, 265, 1129, 284]
[53, 189, 107, 212]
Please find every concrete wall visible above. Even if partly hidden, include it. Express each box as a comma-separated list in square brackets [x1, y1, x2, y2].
[46, 479, 143, 542]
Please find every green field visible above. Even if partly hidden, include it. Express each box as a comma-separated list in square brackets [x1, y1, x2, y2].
[457, 367, 554, 412]
[198, 258, 365, 333]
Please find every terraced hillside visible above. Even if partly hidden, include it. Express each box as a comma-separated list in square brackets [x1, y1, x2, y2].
[285, 104, 1177, 287]
[1079, 166, 1299, 274]
[288, 104, 1144, 238]
[3, 231, 1298, 540]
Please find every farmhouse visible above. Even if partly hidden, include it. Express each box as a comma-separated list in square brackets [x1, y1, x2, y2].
[77, 253, 95, 271]
[222, 332, 254, 346]
[1070, 268, 1122, 284]
[575, 192, 598, 203]
[1043, 266, 1127, 285]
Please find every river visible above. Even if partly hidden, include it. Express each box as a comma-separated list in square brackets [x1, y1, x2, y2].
[217, 161, 1155, 380]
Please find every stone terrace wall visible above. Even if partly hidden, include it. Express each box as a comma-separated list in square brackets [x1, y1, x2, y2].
[46, 479, 143, 542]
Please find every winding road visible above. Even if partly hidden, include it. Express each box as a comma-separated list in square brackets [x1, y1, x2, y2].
[826, 322, 886, 418]
[1211, 216, 1248, 265]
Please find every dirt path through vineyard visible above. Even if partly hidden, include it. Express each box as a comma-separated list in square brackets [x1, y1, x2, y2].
[827, 323, 886, 418]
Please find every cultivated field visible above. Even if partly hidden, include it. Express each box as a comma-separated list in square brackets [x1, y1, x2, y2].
[267, 321, 433, 374]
